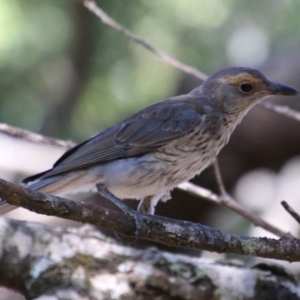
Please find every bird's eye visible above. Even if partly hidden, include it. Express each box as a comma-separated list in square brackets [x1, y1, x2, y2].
[239, 83, 253, 93]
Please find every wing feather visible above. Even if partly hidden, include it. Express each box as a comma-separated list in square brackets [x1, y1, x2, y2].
[28, 97, 204, 180]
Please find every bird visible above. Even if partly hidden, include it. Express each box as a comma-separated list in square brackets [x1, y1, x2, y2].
[0, 67, 298, 217]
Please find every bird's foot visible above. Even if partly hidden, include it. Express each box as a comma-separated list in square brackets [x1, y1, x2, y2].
[200, 224, 216, 247]
[138, 192, 171, 215]
[96, 184, 142, 236]
[138, 196, 155, 215]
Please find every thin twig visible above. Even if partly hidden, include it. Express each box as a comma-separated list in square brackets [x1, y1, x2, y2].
[178, 182, 293, 239]
[0, 123, 75, 149]
[82, 0, 300, 122]
[213, 160, 227, 197]
[260, 102, 300, 122]
[178, 182, 219, 204]
[281, 200, 300, 225]
[213, 162, 294, 238]
[82, 0, 207, 81]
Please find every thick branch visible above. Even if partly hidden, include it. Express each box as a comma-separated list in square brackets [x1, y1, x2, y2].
[0, 178, 299, 261]
[1, 219, 298, 299]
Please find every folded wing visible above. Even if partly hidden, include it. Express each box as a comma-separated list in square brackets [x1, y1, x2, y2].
[23, 97, 204, 183]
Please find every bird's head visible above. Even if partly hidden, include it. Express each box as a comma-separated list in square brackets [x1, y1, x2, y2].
[200, 67, 298, 113]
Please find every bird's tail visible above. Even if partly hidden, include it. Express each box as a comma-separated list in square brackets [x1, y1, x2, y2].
[0, 168, 92, 215]
[24, 174, 63, 191]
[0, 199, 17, 215]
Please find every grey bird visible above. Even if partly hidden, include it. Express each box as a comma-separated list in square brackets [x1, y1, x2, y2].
[0, 67, 298, 216]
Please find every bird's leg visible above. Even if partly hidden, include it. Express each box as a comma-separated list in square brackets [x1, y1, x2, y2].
[96, 184, 142, 236]
[138, 196, 155, 215]
[138, 192, 171, 215]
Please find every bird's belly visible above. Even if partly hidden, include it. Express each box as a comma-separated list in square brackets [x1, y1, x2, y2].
[101, 142, 221, 199]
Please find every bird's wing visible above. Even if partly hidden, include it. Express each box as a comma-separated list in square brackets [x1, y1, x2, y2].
[25, 97, 204, 181]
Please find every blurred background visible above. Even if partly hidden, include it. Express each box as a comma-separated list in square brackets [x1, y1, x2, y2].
[1, 0, 300, 298]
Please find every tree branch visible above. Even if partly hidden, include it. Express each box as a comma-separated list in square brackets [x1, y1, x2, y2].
[178, 182, 293, 239]
[81, 0, 299, 121]
[0, 122, 75, 149]
[1, 219, 298, 299]
[260, 102, 300, 122]
[281, 200, 300, 225]
[0, 178, 299, 261]
[81, 0, 208, 81]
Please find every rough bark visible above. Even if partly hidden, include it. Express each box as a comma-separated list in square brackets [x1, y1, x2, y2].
[0, 218, 299, 300]
[1, 179, 300, 261]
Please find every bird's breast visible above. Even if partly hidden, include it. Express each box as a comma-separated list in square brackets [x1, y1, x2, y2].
[104, 118, 236, 199]
[153, 125, 230, 186]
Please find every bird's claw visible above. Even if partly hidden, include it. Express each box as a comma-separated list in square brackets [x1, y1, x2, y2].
[201, 224, 215, 247]
[96, 184, 142, 236]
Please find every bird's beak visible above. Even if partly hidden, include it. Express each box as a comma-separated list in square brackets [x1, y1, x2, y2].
[268, 81, 299, 96]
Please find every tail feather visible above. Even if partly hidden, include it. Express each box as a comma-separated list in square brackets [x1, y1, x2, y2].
[1, 169, 90, 216]
[22, 169, 52, 184]
[25, 175, 64, 192]
[0, 199, 17, 215]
